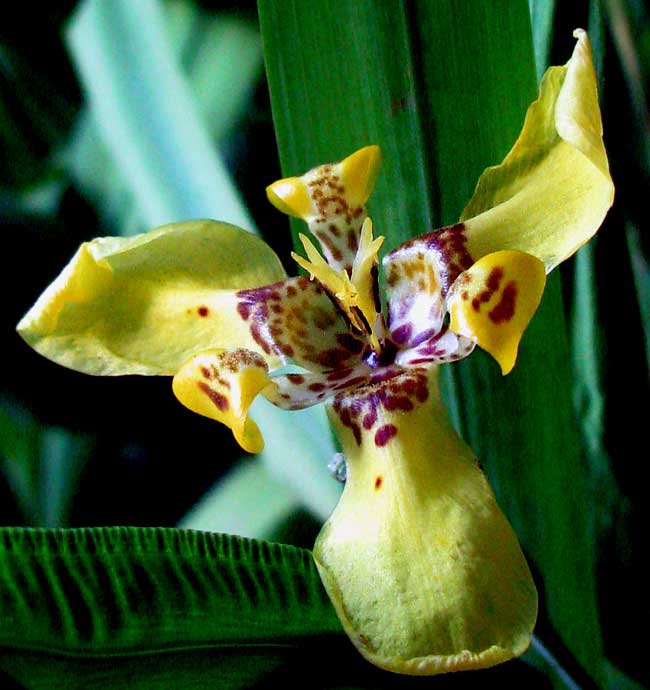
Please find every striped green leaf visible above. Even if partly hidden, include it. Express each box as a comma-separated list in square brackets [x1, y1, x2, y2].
[0, 527, 341, 688]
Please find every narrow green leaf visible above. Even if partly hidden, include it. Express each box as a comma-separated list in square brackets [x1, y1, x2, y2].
[529, 0, 557, 81]
[627, 223, 650, 372]
[178, 461, 301, 537]
[0, 399, 89, 527]
[64, 0, 254, 230]
[258, 0, 433, 251]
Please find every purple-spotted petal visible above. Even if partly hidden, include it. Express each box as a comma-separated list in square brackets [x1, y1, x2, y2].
[395, 327, 475, 367]
[235, 276, 366, 372]
[383, 224, 474, 350]
[265, 363, 377, 411]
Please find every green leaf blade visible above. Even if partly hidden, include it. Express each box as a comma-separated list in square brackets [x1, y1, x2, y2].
[0, 527, 340, 657]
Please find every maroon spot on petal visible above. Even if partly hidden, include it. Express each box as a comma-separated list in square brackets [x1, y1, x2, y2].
[326, 367, 354, 381]
[487, 267, 504, 292]
[375, 424, 397, 447]
[286, 374, 305, 384]
[200, 366, 212, 380]
[345, 376, 368, 389]
[196, 306, 209, 317]
[391, 323, 412, 346]
[198, 382, 229, 412]
[250, 324, 271, 354]
[237, 303, 251, 321]
[489, 282, 517, 324]
[362, 410, 377, 430]
[374, 476, 383, 490]
[416, 382, 429, 403]
[385, 396, 414, 412]
[308, 382, 326, 392]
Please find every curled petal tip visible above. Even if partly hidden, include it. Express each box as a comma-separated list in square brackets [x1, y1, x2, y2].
[266, 177, 313, 220]
[448, 251, 546, 376]
[340, 145, 382, 208]
[172, 349, 273, 454]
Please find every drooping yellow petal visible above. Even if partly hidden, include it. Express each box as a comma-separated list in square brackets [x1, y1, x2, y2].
[461, 30, 614, 272]
[267, 146, 381, 272]
[172, 348, 273, 453]
[447, 251, 546, 375]
[315, 369, 537, 675]
[16, 220, 286, 376]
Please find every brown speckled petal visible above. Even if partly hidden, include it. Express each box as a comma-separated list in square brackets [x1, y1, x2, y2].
[235, 276, 366, 372]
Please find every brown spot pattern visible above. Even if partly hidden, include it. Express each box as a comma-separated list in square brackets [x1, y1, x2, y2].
[236, 277, 363, 372]
[301, 160, 366, 272]
[331, 370, 429, 446]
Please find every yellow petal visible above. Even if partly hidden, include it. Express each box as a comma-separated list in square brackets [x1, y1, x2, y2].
[461, 30, 614, 272]
[16, 220, 286, 376]
[350, 218, 384, 349]
[447, 251, 546, 375]
[265, 176, 313, 220]
[339, 145, 382, 210]
[316, 369, 537, 675]
[172, 348, 273, 453]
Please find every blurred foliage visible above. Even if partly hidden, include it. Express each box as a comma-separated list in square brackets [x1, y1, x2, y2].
[0, 0, 648, 688]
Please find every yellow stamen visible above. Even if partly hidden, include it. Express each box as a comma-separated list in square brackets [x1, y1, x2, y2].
[351, 219, 384, 351]
[292, 222, 385, 352]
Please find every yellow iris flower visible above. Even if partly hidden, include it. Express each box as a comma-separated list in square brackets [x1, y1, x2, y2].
[17, 30, 613, 675]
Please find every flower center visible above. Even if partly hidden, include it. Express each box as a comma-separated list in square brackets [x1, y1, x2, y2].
[292, 218, 385, 352]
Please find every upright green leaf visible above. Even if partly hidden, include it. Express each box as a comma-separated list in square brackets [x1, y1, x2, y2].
[258, 0, 433, 252]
